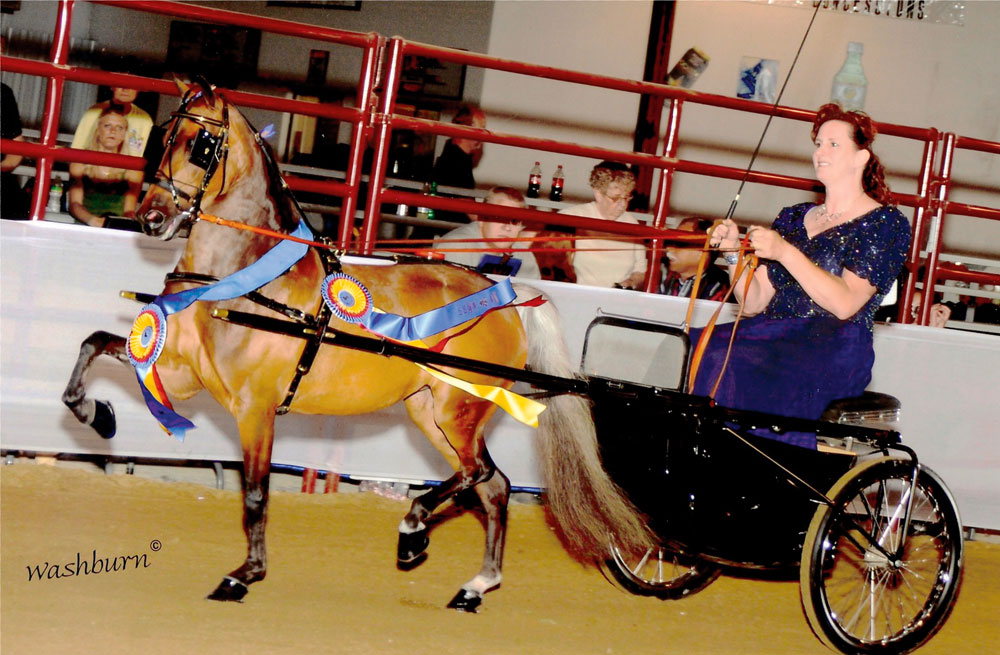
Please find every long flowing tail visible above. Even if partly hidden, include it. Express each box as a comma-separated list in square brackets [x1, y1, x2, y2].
[513, 286, 656, 560]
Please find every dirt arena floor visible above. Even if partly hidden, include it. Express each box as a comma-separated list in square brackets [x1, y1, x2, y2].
[2, 463, 998, 655]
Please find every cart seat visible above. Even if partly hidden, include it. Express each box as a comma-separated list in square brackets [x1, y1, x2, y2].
[820, 391, 901, 427]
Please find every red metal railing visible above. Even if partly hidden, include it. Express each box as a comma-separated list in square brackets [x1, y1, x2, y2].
[1, 0, 998, 323]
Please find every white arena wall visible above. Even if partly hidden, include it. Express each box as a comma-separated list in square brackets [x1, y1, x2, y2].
[1, 219, 997, 530]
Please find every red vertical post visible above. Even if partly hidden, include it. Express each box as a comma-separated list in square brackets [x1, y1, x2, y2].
[29, 0, 74, 221]
[323, 471, 340, 493]
[301, 468, 319, 493]
[359, 37, 403, 254]
[899, 130, 939, 323]
[918, 132, 955, 327]
[337, 35, 382, 250]
[642, 98, 683, 293]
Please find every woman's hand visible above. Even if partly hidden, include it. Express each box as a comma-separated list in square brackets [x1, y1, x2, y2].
[709, 218, 740, 252]
[747, 226, 791, 261]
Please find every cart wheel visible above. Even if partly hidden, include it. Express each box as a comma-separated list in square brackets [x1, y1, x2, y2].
[800, 457, 963, 655]
[603, 540, 721, 600]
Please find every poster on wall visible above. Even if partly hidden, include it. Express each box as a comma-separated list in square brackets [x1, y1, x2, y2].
[736, 57, 779, 104]
[666, 47, 710, 88]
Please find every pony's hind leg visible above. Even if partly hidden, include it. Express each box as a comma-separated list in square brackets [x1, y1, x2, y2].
[62, 330, 129, 439]
[400, 388, 511, 612]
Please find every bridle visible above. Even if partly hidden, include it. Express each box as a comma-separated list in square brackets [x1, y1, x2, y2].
[149, 88, 231, 234]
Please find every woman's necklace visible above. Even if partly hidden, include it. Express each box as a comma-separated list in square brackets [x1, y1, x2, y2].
[814, 193, 865, 225]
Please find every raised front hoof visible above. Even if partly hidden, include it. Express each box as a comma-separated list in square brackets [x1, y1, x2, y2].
[397, 529, 429, 567]
[91, 400, 117, 439]
[446, 589, 483, 613]
[206, 576, 249, 602]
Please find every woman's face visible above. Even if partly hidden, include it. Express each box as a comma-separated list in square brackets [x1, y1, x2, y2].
[593, 181, 634, 221]
[812, 119, 868, 185]
[95, 113, 128, 151]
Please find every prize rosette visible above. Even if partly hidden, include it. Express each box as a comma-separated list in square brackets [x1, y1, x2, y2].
[128, 303, 168, 368]
[321, 273, 373, 324]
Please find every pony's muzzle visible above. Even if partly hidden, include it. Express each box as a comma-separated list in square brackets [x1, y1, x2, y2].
[141, 208, 167, 235]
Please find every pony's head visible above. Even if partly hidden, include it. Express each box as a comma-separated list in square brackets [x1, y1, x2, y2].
[137, 78, 230, 239]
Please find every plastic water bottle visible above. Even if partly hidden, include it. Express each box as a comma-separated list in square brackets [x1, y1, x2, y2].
[47, 179, 64, 212]
[831, 42, 868, 111]
[526, 161, 542, 198]
[549, 165, 564, 202]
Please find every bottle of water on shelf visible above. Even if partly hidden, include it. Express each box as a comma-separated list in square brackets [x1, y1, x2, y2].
[47, 179, 63, 212]
[831, 42, 868, 111]
[549, 165, 564, 202]
[526, 161, 542, 198]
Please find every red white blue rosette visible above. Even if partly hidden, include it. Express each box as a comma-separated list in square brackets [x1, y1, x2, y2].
[127, 303, 167, 368]
[321, 273, 373, 324]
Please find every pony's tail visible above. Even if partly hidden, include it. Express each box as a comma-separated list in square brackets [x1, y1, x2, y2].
[513, 285, 656, 561]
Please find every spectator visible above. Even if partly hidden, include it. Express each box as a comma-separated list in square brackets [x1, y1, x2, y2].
[432, 105, 486, 191]
[72, 86, 152, 158]
[661, 217, 732, 301]
[434, 186, 540, 279]
[1, 36, 30, 220]
[559, 161, 647, 288]
[67, 105, 143, 227]
[409, 105, 488, 239]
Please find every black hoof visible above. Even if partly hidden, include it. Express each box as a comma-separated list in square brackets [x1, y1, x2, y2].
[206, 576, 248, 602]
[397, 528, 429, 564]
[91, 400, 116, 439]
[447, 589, 483, 613]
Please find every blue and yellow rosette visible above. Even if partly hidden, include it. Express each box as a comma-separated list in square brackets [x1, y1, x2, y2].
[322, 273, 373, 324]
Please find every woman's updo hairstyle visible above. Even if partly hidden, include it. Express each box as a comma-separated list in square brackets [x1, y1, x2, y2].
[811, 103, 894, 206]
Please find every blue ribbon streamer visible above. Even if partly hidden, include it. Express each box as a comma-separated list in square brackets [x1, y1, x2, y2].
[360, 277, 516, 342]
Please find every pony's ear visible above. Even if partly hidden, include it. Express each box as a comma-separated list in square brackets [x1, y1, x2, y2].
[174, 76, 190, 96]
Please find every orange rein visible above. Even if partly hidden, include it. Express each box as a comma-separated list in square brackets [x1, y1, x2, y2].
[685, 230, 758, 397]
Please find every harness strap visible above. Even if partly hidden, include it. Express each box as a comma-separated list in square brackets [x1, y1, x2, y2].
[276, 246, 340, 415]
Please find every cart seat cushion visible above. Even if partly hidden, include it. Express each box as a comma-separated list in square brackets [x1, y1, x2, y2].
[820, 391, 900, 421]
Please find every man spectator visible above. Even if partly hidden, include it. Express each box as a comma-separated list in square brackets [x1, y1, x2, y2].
[434, 186, 540, 278]
[432, 105, 486, 191]
[559, 161, 647, 288]
[660, 217, 732, 301]
[72, 86, 152, 158]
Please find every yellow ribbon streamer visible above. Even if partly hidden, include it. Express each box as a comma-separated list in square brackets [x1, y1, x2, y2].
[413, 362, 546, 428]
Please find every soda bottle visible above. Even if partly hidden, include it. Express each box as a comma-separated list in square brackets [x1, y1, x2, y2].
[526, 161, 542, 198]
[549, 165, 564, 202]
[831, 42, 867, 111]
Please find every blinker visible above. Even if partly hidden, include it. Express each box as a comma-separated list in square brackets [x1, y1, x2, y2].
[190, 129, 219, 169]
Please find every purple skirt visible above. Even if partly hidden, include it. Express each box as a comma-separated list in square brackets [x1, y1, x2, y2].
[689, 316, 874, 449]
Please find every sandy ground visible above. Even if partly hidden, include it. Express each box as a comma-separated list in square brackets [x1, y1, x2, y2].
[2, 463, 998, 655]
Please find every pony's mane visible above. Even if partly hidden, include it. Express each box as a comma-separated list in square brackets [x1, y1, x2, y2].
[185, 77, 301, 234]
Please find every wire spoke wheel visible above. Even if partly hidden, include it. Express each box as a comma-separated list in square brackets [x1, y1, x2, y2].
[801, 457, 963, 654]
[603, 539, 721, 600]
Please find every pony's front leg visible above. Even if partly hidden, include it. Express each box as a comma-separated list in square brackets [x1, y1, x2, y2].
[208, 410, 275, 602]
[62, 330, 129, 439]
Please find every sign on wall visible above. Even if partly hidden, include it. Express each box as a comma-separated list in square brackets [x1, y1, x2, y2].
[752, 0, 966, 26]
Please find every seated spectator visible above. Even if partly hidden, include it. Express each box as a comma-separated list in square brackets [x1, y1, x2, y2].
[1, 79, 30, 220]
[558, 161, 647, 289]
[661, 217, 732, 302]
[434, 186, 540, 279]
[67, 105, 143, 228]
[72, 86, 152, 158]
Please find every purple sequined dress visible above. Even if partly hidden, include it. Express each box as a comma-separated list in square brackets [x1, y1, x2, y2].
[690, 202, 911, 448]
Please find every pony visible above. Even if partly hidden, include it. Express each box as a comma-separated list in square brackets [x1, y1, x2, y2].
[62, 79, 653, 611]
